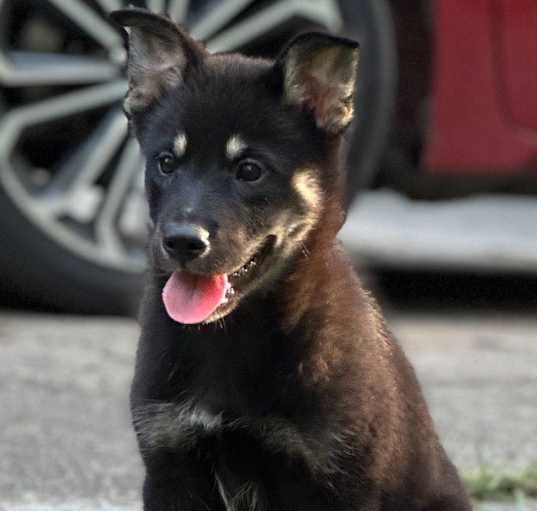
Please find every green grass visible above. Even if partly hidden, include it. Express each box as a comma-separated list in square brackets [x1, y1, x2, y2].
[464, 466, 537, 502]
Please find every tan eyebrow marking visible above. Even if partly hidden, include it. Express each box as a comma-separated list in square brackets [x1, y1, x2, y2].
[173, 132, 187, 157]
[226, 135, 247, 160]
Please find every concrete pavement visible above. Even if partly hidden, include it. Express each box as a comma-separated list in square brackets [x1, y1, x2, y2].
[1, 311, 536, 510]
[390, 314, 537, 472]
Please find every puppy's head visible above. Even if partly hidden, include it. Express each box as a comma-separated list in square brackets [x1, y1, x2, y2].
[111, 8, 359, 325]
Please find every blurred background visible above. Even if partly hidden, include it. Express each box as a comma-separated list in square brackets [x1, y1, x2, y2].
[0, 1, 536, 510]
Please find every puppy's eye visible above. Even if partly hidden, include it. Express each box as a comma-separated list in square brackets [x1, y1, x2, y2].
[156, 152, 177, 175]
[235, 159, 264, 183]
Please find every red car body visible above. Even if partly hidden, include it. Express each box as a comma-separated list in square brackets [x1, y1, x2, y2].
[425, 0, 537, 176]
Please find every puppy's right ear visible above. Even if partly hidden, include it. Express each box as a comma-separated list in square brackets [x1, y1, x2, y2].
[110, 8, 205, 115]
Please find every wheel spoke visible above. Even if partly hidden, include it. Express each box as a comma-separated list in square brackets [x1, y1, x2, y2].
[96, 139, 144, 257]
[206, 0, 343, 52]
[0, 80, 127, 156]
[119, 173, 148, 243]
[168, 0, 189, 22]
[47, 0, 123, 52]
[190, 0, 255, 40]
[95, 0, 122, 11]
[38, 109, 128, 215]
[0, 51, 120, 87]
[147, 0, 166, 13]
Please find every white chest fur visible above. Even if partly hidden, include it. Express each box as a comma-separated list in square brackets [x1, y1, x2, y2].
[133, 400, 223, 451]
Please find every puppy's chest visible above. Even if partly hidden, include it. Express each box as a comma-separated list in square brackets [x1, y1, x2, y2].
[133, 331, 345, 474]
[133, 393, 348, 483]
[135, 354, 304, 457]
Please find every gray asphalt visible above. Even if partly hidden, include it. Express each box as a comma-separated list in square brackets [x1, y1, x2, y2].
[1, 311, 536, 510]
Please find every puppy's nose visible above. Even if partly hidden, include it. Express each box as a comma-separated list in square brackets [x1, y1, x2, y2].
[162, 223, 209, 263]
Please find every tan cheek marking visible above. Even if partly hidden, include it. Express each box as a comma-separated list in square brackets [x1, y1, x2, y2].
[292, 169, 322, 213]
[173, 132, 187, 157]
[226, 135, 247, 160]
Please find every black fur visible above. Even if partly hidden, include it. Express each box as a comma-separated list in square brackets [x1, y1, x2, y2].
[111, 8, 472, 510]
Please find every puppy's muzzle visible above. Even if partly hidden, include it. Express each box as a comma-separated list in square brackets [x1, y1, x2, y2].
[161, 223, 210, 264]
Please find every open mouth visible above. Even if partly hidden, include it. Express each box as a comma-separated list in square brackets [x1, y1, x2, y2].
[225, 235, 276, 299]
[162, 235, 276, 324]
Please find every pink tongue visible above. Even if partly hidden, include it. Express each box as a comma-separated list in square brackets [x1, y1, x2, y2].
[162, 271, 229, 324]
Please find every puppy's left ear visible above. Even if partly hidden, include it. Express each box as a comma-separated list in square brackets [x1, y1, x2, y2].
[110, 8, 205, 116]
[276, 33, 360, 135]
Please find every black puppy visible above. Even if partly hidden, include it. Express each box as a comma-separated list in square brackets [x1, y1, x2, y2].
[111, 8, 472, 511]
